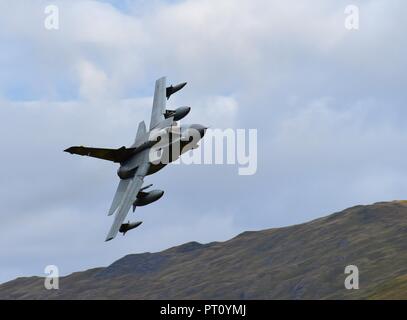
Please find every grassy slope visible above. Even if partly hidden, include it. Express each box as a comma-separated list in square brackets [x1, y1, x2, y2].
[1, 201, 407, 299]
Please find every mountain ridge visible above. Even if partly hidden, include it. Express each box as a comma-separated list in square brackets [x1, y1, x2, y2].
[1, 200, 407, 299]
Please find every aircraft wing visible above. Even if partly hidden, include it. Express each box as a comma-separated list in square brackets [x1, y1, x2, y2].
[108, 178, 131, 216]
[105, 150, 150, 241]
[149, 76, 167, 130]
[64, 146, 135, 163]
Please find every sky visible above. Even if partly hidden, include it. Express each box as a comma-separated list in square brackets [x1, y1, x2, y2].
[0, 0, 406, 283]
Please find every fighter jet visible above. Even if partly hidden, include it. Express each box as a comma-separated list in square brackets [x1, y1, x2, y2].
[64, 77, 207, 241]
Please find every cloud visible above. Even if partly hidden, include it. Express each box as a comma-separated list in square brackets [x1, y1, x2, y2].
[77, 60, 110, 100]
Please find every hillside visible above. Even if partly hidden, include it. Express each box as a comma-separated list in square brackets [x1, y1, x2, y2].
[1, 201, 407, 299]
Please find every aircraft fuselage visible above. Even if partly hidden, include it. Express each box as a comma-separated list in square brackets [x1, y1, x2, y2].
[117, 123, 207, 179]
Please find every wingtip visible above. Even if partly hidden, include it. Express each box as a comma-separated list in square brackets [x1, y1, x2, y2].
[64, 146, 80, 153]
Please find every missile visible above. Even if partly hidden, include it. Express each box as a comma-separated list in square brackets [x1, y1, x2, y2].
[119, 221, 142, 235]
[166, 82, 187, 100]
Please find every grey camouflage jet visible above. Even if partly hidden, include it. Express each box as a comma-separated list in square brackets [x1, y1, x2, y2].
[65, 77, 207, 241]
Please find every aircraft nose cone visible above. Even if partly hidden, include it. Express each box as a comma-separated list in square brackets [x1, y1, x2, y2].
[191, 124, 207, 138]
[200, 126, 208, 137]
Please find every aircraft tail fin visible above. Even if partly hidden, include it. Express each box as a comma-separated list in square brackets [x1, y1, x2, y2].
[134, 121, 147, 147]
